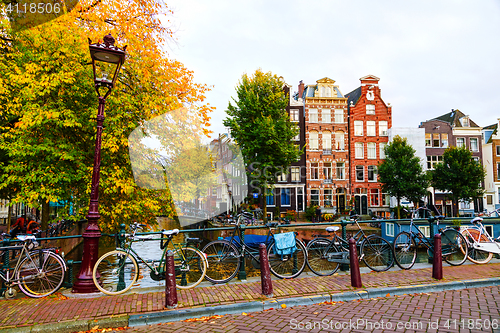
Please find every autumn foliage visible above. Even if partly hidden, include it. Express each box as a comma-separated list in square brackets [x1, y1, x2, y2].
[0, 0, 214, 230]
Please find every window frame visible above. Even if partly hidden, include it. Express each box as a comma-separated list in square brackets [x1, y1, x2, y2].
[355, 142, 364, 159]
[309, 108, 318, 123]
[356, 165, 364, 181]
[379, 121, 388, 136]
[354, 121, 363, 136]
[366, 121, 376, 136]
[367, 142, 376, 159]
[366, 104, 375, 115]
[322, 109, 331, 123]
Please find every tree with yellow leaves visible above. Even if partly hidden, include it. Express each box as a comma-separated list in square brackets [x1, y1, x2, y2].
[0, 0, 213, 231]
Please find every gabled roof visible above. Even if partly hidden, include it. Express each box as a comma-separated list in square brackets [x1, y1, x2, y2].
[431, 109, 480, 128]
[359, 75, 380, 82]
[345, 86, 362, 107]
[483, 123, 498, 144]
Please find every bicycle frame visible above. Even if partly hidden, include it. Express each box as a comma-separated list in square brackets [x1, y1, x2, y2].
[223, 218, 275, 264]
[462, 219, 500, 254]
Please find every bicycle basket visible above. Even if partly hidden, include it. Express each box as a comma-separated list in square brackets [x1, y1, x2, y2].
[273, 232, 296, 256]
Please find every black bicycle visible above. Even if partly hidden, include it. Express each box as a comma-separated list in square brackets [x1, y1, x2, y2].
[202, 214, 307, 283]
[306, 215, 394, 275]
[392, 207, 468, 269]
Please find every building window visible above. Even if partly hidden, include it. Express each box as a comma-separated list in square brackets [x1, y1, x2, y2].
[496, 145, 500, 156]
[379, 121, 388, 136]
[456, 137, 465, 148]
[383, 192, 390, 206]
[334, 109, 344, 123]
[386, 223, 394, 237]
[487, 195, 493, 205]
[380, 142, 386, 159]
[309, 109, 318, 123]
[291, 167, 300, 182]
[460, 116, 470, 127]
[355, 142, 364, 158]
[433, 133, 440, 147]
[311, 189, 319, 206]
[322, 109, 331, 123]
[335, 131, 345, 151]
[322, 131, 332, 152]
[367, 121, 376, 136]
[266, 190, 275, 206]
[470, 138, 478, 152]
[370, 188, 379, 206]
[497, 163, 500, 181]
[366, 104, 375, 115]
[354, 121, 363, 136]
[290, 109, 299, 122]
[281, 188, 291, 206]
[311, 163, 319, 180]
[309, 131, 318, 150]
[356, 165, 364, 181]
[367, 165, 377, 181]
[427, 155, 443, 169]
[324, 189, 333, 208]
[419, 226, 430, 238]
[441, 133, 448, 148]
[425, 133, 431, 147]
[367, 143, 376, 159]
[323, 162, 333, 181]
[277, 171, 287, 182]
[336, 162, 345, 180]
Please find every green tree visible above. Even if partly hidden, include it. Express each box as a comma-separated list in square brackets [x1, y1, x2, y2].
[431, 146, 486, 217]
[377, 135, 429, 219]
[223, 69, 300, 220]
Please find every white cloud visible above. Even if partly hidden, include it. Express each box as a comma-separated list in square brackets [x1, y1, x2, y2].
[165, 0, 500, 137]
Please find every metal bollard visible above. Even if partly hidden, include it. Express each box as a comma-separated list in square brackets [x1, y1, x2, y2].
[259, 243, 273, 298]
[340, 220, 349, 271]
[432, 234, 443, 280]
[165, 250, 178, 309]
[238, 224, 247, 280]
[349, 238, 362, 288]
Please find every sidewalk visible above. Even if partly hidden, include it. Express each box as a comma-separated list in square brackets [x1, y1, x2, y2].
[1, 262, 500, 332]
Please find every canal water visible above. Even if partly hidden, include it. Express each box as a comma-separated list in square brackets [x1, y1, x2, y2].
[66, 219, 431, 289]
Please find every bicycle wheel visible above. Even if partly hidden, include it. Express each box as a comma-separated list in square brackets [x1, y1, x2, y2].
[17, 251, 65, 298]
[393, 232, 417, 270]
[306, 238, 341, 276]
[441, 229, 468, 266]
[202, 240, 240, 284]
[172, 247, 207, 289]
[268, 238, 307, 279]
[361, 235, 394, 272]
[461, 229, 493, 264]
[92, 250, 139, 295]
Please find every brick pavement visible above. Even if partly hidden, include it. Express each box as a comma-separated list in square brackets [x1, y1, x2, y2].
[115, 286, 500, 332]
[0, 263, 499, 330]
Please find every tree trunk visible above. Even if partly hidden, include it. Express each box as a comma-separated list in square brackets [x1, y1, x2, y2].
[396, 197, 401, 220]
[41, 200, 50, 230]
[7, 204, 12, 232]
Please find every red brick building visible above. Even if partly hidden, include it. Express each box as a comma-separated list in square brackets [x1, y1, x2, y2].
[346, 75, 392, 217]
[303, 78, 349, 213]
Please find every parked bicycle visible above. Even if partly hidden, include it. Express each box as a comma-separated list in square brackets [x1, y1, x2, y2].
[92, 222, 207, 295]
[0, 233, 66, 298]
[460, 210, 500, 264]
[392, 207, 468, 269]
[202, 214, 307, 283]
[306, 215, 394, 276]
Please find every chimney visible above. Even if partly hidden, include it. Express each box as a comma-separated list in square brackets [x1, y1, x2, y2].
[298, 80, 304, 99]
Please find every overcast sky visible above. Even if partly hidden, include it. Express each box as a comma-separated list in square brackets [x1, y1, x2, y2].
[164, 0, 500, 140]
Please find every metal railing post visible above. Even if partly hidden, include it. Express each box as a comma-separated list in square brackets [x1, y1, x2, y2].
[238, 224, 247, 280]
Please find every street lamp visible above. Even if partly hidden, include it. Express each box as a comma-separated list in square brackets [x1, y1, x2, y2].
[72, 34, 126, 293]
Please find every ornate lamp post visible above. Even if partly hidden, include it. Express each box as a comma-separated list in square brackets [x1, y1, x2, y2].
[72, 34, 126, 293]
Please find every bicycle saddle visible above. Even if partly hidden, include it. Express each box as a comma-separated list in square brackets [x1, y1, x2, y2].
[326, 226, 339, 232]
[16, 235, 36, 241]
[471, 217, 483, 224]
[162, 229, 179, 236]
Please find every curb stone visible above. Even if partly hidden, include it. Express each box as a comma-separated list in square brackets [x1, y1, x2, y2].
[3, 277, 500, 331]
[129, 277, 500, 327]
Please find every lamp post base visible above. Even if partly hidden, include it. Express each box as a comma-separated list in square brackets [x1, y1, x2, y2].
[72, 229, 101, 293]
